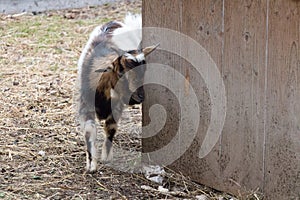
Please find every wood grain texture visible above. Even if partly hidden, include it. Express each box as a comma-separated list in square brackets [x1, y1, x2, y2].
[220, 0, 267, 195]
[142, 0, 300, 198]
[142, 0, 182, 162]
[177, 0, 223, 189]
[264, 0, 300, 199]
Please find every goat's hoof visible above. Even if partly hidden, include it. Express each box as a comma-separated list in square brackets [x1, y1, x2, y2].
[86, 166, 97, 173]
[101, 155, 113, 164]
[86, 169, 96, 174]
[101, 159, 109, 164]
[86, 160, 97, 173]
[101, 149, 113, 163]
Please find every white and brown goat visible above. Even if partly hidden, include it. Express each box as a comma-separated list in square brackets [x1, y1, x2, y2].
[77, 14, 158, 172]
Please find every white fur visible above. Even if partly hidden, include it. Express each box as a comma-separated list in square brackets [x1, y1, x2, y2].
[135, 53, 145, 62]
[78, 26, 103, 75]
[125, 52, 145, 63]
[110, 88, 119, 99]
[124, 52, 136, 60]
[111, 13, 142, 51]
[84, 120, 98, 172]
[101, 141, 113, 162]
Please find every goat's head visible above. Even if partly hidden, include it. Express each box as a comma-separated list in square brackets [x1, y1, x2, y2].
[96, 44, 158, 105]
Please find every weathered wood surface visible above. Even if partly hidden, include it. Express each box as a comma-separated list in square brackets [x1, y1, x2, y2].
[142, 0, 182, 160]
[220, 0, 267, 194]
[142, 0, 300, 199]
[265, 0, 300, 199]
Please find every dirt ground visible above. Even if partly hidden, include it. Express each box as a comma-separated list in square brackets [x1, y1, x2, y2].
[0, 1, 246, 199]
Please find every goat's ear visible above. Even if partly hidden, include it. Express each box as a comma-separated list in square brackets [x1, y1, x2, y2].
[95, 67, 112, 73]
[143, 43, 160, 56]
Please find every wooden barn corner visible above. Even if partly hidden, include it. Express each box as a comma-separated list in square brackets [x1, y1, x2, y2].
[142, 0, 300, 199]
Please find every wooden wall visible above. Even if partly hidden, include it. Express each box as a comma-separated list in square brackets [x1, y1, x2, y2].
[142, 0, 300, 199]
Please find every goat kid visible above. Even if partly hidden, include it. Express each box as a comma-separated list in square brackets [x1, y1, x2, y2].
[78, 14, 158, 172]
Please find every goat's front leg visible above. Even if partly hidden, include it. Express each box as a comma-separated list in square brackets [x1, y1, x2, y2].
[84, 119, 98, 172]
[101, 100, 123, 162]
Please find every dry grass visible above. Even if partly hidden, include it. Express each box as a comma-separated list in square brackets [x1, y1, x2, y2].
[0, 1, 259, 199]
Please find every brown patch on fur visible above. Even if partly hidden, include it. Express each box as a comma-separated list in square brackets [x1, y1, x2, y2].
[120, 56, 131, 69]
[90, 54, 116, 91]
[96, 72, 119, 100]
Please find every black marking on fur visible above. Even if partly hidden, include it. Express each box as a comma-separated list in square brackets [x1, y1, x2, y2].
[85, 132, 92, 163]
[105, 115, 116, 126]
[87, 150, 92, 163]
[105, 115, 117, 142]
[107, 128, 116, 142]
[95, 91, 112, 120]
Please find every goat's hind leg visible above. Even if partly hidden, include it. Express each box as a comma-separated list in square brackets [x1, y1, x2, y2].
[101, 114, 117, 162]
[83, 119, 98, 172]
[101, 99, 123, 162]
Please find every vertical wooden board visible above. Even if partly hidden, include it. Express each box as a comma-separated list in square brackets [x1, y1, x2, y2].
[264, 0, 300, 199]
[175, 0, 224, 189]
[221, 0, 267, 195]
[142, 0, 181, 30]
[142, 0, 300, 198]
[142, 0, 183, 163]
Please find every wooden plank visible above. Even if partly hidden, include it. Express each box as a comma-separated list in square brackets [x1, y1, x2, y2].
[220, 0, 267, 195]
[142, 0, 224, 184]
[175, 0, 224, 189]
[264, 0, 300, 199]
[142, 0, 183, 163]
